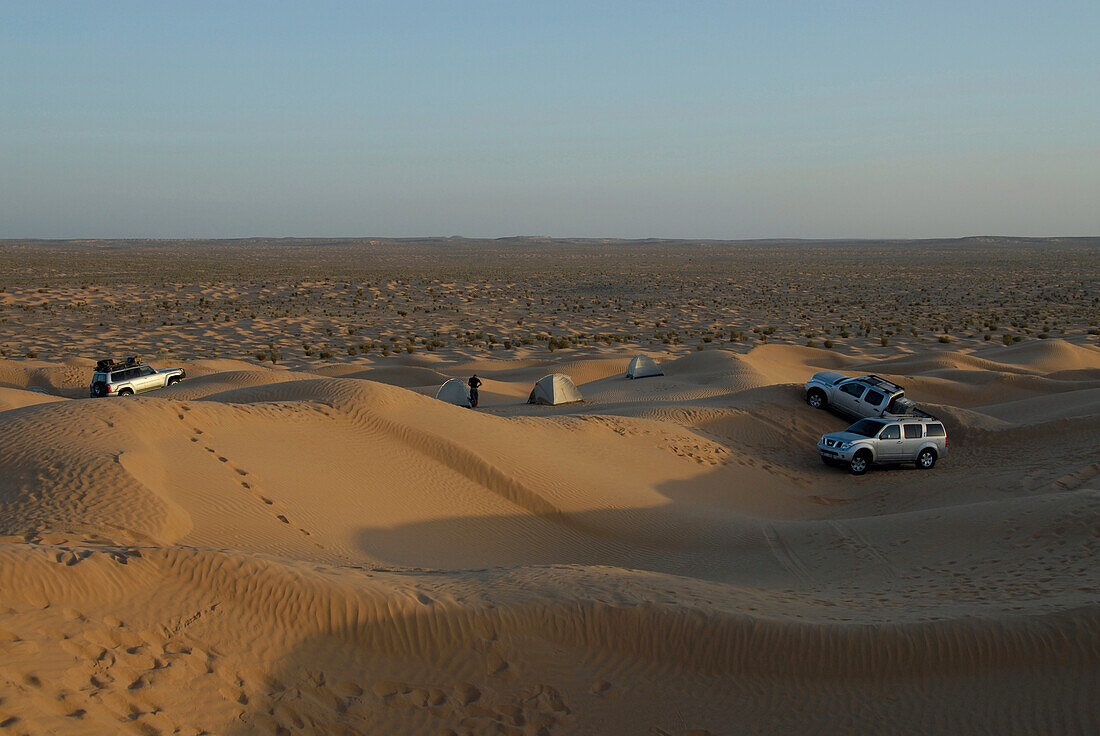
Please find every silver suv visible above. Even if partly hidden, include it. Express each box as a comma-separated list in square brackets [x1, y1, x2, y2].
[89, 358, 185, 397]
[805, 372, 920, 419]
[818, 416, 947, 475]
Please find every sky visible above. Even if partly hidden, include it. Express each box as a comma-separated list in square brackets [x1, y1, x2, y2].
[1, 1, 1098, 239]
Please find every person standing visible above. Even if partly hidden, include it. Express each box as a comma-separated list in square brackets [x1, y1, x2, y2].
[468, 374, 482, 408]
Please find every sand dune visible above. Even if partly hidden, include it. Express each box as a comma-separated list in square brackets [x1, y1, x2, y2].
[1, 337, 1097, 735]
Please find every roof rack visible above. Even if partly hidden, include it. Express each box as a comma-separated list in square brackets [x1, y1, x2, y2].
[95, 356, 142, 372]
[859, 374, 903, 394]
[882, 409, 937, 420]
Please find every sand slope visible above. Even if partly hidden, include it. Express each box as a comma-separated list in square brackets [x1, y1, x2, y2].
[1, 343, 1098, 735]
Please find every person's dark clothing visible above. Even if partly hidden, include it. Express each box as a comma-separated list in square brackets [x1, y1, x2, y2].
[468, 376, 482, 408]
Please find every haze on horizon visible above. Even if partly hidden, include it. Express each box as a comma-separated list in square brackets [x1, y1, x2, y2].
[2, 1, 1098, 240]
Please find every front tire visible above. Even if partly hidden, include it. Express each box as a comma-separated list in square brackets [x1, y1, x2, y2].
[849, 450, 871, 475]
[807, 389, 826, 409]
[917, 448, 937, 470]
[167, 377, 180, 386]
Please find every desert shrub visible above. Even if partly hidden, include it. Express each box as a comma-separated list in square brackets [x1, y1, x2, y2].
[880, 336, 889, 347]
[806, 340, 817, 348]
[382, 347, 390, 356]
[1038, 332, 1050, 339]
[25, 350, 38, 358]
[823, 339, 834, 349]
[406, 345, 414, 353]
[319, 349, 334, 359]
[346, 346, 356, 355]
[254, 351, 267, 361]
[938, 335, 951, 343]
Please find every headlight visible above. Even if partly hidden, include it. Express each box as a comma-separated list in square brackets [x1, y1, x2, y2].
[839, 442, 851, 450]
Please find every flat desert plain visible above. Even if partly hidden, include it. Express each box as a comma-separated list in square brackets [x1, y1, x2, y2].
[0, 237, 1098, 736]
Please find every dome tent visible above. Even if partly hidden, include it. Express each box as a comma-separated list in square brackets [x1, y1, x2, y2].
[527, 374, 582, 406]
[627, 354, 663, 379]
[435, 378, 472, 408]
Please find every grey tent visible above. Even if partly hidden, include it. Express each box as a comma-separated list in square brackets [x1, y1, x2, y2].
[627, 354, 663, 379]
[435, 378, 472, 408]
[527, 374, 582, 405]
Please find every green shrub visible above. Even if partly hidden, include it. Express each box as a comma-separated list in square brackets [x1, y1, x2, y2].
[823, 339, 834, 349]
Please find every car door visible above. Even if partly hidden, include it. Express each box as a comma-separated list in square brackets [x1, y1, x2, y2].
[112, 368, 134, 392]
[900, 423, 925, 461]
[134, 365, 157, 392]
[877, 424, 904, 461]
[835, 381, 867, 416]
[861, 388, 888, 416]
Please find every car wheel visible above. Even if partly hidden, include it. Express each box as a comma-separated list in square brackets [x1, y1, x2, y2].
[807, 389, 826, 409]
[167, 377, 180, 386]
[917, 448, 937, 469]
[118, 388, 134, 396]
[849, 450, 871, 475]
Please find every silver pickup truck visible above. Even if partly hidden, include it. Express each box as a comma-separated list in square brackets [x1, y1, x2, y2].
[805, 372, 922, 419]
[89, 358, 185, 397]
[818, 415, 948, 474]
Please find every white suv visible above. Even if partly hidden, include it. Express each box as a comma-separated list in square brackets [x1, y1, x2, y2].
[817, 416, 948, 475]
[89, 358, 185, 397]
[805, 372, 922, 419]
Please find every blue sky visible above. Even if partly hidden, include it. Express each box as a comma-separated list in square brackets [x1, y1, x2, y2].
[2, 1, 1097, 238]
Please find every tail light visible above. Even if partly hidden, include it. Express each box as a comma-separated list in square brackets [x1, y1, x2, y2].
[106, 384, 113, 393]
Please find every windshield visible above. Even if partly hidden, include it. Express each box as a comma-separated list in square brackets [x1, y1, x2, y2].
[846, 419, 886, 437]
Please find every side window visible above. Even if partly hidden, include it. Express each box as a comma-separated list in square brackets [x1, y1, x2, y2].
[140, 365, 155, 376]
[926, 423, 946, 437]
[122, 368, 139, 381]
[880, 425, 901, 440]
[840, 383, 865, 398]
[864, 389, 885, 406]
[903, 424, 923, 439]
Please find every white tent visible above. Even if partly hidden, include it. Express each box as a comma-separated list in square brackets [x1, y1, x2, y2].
[435, 378, 472, 408]
[527, 374, 582, 405]
[627, 354, 663, 379]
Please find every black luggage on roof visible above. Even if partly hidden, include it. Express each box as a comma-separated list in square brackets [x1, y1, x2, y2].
[95, 356, 141, 372]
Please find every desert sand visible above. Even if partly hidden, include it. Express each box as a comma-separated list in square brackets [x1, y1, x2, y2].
[0, 238, 1098, 735]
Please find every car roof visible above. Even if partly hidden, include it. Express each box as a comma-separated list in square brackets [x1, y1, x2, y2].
[882, 415, 940, 423]
[848, 374, 903, 394]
